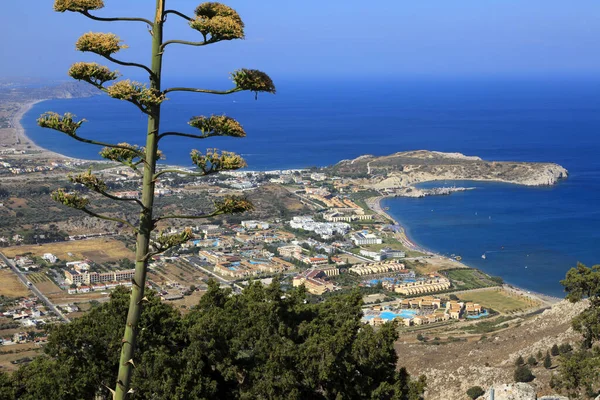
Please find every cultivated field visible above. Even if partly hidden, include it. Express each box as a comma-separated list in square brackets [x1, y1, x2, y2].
[444, 268, 500, 290]
[0, 269, 29, 297]
[2, 238, 134, 263]
[458, 288, 539, 314]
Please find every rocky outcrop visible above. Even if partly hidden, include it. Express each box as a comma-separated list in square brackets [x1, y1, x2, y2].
[328, 151, 568, 188]
[482, 383, 537, 400]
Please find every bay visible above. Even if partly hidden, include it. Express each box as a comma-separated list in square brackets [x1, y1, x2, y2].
[22, 78, 600, 295]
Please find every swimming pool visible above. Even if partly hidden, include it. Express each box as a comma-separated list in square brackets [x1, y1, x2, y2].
[466, 310, 490, 319]
[363, 309, 418, 321]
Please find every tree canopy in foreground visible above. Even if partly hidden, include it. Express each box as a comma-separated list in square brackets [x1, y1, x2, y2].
[1, 282, 425, 400]
[552, 263, 600, 398]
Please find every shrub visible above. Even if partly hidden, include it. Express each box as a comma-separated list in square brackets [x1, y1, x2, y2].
[514, 365, 535, 383]
[551, 344, 560, 356]
[515, 355, 524, 366]
[527, 356, 537, 366]
[466, 386, 485, 399]
[543, 352, 552, 369]
[558, 343, 573, 354]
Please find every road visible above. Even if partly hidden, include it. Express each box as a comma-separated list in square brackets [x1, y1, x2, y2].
[184, 256, 245, 293]
[0, 252, 70, 323]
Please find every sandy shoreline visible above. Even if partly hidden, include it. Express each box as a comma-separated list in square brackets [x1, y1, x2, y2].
[366, 195, 432, 254]
[366, 195, 564, 302]
[10, 99, 97, 162]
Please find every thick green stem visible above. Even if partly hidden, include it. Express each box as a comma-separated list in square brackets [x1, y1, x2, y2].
[114, 1, 165, 399]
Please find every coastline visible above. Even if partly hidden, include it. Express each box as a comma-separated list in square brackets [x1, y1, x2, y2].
[366, 195, 432, 255]
[11, 99, 100, 163]
[366, 194, 564, 301]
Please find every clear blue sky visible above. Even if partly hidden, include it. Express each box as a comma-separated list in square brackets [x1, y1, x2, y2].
[1, 0, 599, 80]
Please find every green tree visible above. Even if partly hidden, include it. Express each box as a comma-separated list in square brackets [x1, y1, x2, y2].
[527, 355, 537, 367]
[559, 343, 573, 355]
[466, 386, 485, 400]
[551, 344, 560, 356]
[514, 365, 535, 383]
[536, 350, 543, 360]
[7, 283, 426, 400]
[42, 1, 275, 397]
[560, 263, 600, 348]
[515, 355, 524, 366]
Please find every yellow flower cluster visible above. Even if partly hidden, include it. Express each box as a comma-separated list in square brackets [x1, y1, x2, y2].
[190, 149, 247, 174]
[69, 170, 108, 192]
[51, 189, 90, 210]
[54, 0, 104, 12]
[76, 32, 126, 57]
[69, 62, 119, 86]
[99, 143, 143, 164]
[156, 228, 194, 249]
[231, 69, 276, 95]
[190, 2, 244, 41]
[188, 115, 246, 138]
[214, 196, 254, 214]
[107, 80, 166, 108]
[37, 112, 85, 136]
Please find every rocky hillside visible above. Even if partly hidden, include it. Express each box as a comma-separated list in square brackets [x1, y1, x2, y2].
[327, 151, 568, 188]
[395, 300, 588, 400]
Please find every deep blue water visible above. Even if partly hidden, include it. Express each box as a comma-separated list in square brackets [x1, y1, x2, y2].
[22, 79, 600, 296]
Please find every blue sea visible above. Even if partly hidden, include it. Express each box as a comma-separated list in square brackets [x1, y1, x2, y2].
[23, 78, 600, 296]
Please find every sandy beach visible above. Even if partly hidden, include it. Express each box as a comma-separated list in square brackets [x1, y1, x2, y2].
[4, 98, 96, 162]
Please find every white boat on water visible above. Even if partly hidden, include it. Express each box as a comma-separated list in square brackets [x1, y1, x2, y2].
[481, 254, 486, 259]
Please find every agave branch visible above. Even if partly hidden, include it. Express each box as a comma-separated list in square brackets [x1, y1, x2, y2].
[80, 208, 138, 231]
[162, 10, 193, 22]
[54, 0, 152, 24]
[52, 189, 138, 231]
[158, 115, 246, 141]
[155, 196, 253, 222]
[147, 228, 194, 257]
[104, 56, 154, 77]
[80, 10, 153, 26]
[163, 87, 240, 95]
[107, 80, 166, 114]
[69, 170, 145, 208]
[75, 32, 154, 77]
[189, 148, 247, 174]
[160, 39, 214, 50]
[164, 69, 276, 98]
[153, 169, 206, 180]
[37, 113, 146, 154]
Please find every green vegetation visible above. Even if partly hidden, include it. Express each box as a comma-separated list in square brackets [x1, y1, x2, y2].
[515, 355, 524, 366]
[514, 365, 535, 383]
[466, 386, 485, 400]
[41, 2, 275, 397]
[443, 268, 501, 290]
[550, 263, 600, 398]
[458, 289, 537, 314]
[544, 352, 552, 369]
[461, 316, 515, 334]
[0, 283, 426, 400]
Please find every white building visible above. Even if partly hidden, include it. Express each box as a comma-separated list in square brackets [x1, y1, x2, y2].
[42, 253, 58, 264]
[241, 220, 270, 230]
[289, 216, 350, 239]
[352, 232, 382, 246]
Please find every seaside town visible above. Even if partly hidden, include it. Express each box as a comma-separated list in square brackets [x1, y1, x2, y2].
[0, 80, 589, 400]
[0, 90, 555, 370]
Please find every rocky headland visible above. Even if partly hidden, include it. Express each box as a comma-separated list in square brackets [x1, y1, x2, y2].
[328, 150, 568, 190]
